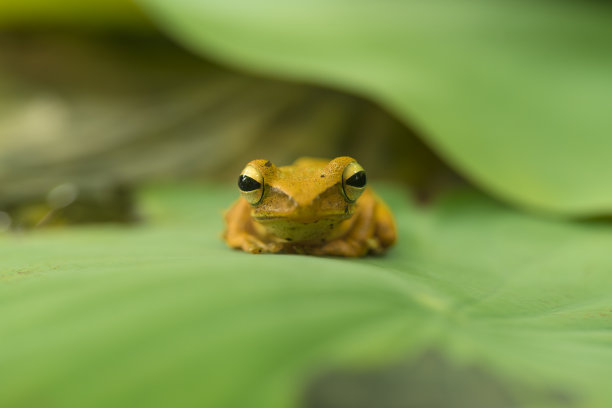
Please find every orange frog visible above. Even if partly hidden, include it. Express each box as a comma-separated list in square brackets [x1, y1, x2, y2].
[223, 157, 396, 256]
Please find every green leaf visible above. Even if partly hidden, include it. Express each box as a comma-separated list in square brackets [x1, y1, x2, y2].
[0, 0, 151, 30]
[1, 184, 611, 407]
[0, 33, 447, 212]
[137, 0, 612, 215]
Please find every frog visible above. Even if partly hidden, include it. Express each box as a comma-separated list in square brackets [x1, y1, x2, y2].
[223, 156, 396, 257]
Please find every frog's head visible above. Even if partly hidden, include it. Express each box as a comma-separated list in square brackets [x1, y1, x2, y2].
[236, 156, 367, 242]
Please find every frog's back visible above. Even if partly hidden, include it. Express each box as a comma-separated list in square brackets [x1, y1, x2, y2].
[290, 157, 331, 169]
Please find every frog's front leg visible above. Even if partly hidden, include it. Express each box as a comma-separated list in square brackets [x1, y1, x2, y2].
[223, 198, 284, 254]
[309, 195, 396, 257]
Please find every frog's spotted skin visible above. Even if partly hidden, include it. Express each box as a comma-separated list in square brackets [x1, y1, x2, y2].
[223, 157, 396, 257]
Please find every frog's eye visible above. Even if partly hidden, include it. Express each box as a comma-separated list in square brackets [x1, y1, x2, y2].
[238, 165, 264, 205]
[342, 162, 367, 202]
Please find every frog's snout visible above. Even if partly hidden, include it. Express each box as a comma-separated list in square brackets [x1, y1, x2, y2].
[253, 185, 353, 221]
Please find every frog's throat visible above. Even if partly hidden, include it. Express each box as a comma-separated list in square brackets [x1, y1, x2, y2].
[254, 214, 351, 243]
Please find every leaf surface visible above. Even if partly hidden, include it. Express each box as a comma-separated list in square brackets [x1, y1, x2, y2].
[1, 185, 611, 407]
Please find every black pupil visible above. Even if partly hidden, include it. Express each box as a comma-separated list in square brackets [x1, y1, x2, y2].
[238, 175, 261, 191]
[346, 171, 366, 188]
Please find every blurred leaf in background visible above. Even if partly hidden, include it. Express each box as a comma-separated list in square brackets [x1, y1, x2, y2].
[0, 0, 151, 30]
[139, 0, 612, 216]
[0, 32, 450, 228]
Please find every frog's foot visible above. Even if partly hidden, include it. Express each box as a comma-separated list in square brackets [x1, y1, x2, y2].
[304, 239, 366, 257]
[223, 198, 284, 254]
[302, 237, 382, 257]
[226, 232, 283, 254]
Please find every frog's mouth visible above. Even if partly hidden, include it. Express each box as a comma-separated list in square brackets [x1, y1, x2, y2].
[254, 213, 351, 243]
[250, 184, 357, 242]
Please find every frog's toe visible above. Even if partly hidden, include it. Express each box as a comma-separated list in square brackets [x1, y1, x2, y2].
[309, 239, 368, 257]
[241, 235, 283, 254]
[241, 236, 266, 253]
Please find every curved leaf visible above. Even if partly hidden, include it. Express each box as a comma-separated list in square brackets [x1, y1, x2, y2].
[138, 0, 612, 215]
